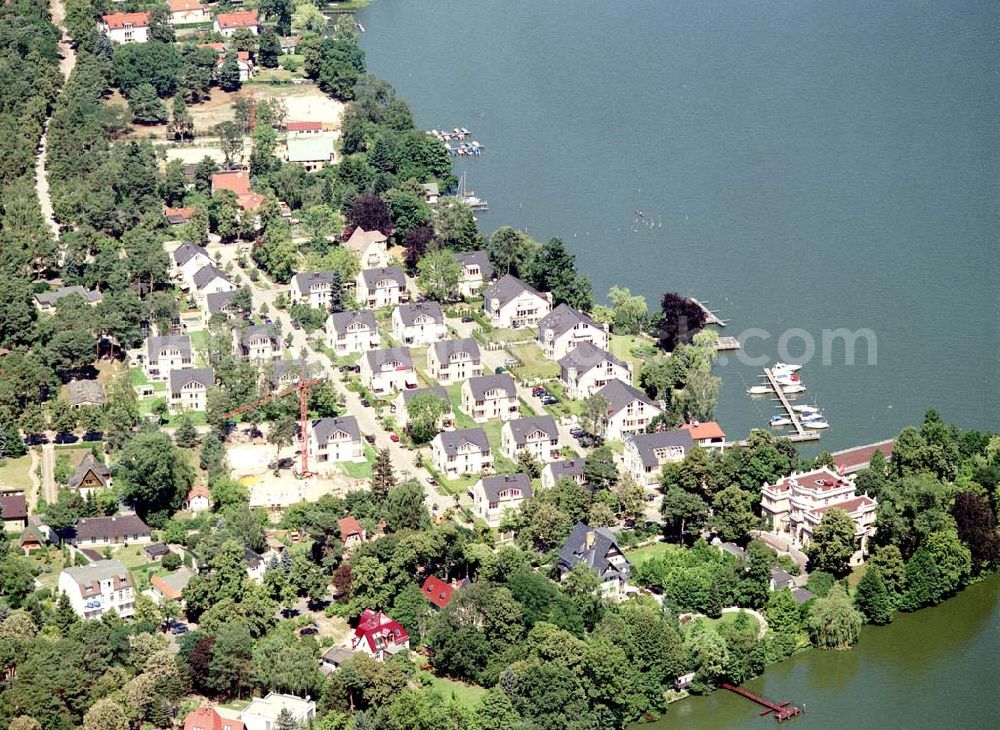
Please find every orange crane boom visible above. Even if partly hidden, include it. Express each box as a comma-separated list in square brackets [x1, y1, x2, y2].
[223, 374, 325, 478]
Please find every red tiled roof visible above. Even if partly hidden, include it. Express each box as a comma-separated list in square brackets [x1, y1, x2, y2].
[338, 516, 364, 542]
[102, 12, 150, 29]
[287, 121, 323, 132]
[772, 468, 850, 494]
[186, 485, 210, 501]
[212, 170, 251, 196]
[198, 42, 227, 52]
[1, 494, 27, 520]
[183, 707, 244, 730]
[421, 576, 455, 609]
[237, 192, 265, 211]
[215, 10, 258, 29]
[680, 421, 726, 441]
[164, 206, 195, 222]
[169, 0, 205, 12]
[353, 609, 409, 653]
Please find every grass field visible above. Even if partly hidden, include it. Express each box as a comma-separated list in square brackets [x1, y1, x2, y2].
[610, 334, 658, 383]
[480, 327, 536, 345]
[624, 540, 679, 566]
[423, 673, 487, 705]
[509, 342, 559, 380]
[0, 454, 33, 491]
[339, 444, 377, 479]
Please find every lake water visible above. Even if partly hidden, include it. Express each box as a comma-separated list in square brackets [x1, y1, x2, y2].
[358, 0, 999, 452]
[357, 0, 1000, 724]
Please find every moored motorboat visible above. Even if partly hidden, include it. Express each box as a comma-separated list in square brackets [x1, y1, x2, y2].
[792, 404, 820, 414]
[782, 384, 807, 394]
[773, 362, 803, 373]
[802, 418, 829, 429]
[770, 416, 792, 426]
[747, 385, 772, 395]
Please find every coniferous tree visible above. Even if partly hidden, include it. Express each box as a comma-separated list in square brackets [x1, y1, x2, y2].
[328, 268, 346, 314]
[218, 54, 243, 93]
[854, 568, 893, 625]
[370, 448, 396, 502]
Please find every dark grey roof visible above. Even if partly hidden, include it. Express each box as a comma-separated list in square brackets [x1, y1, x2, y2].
[72, 515, 150, 543]
[395, 301, 444, 327]
[365, 346, 413, 371]
[771, 567, 796, 588]
[359, 266, 405, 289]
[328, 310, 376, 334]
[558, 342, 627, 377]
[504, 415, 558, 445]
[596, 379, 659, 417]
[205, 290, 237, 315]
[173, 243, 210, 267]
[147, 335, 192, 363]
[192, 264, 232, 290]
[67, 453, 111, 491]
[465, 373, 516, 400]
[558, 522, 631, 582]
[483, 274, 545, 309]
[436, 428, 490, 455]
[545, 459, 585, 482]
[169, 367, 214, 392]
[479, 472, 533, 501]
[401, 386, 452, 412]
[626, 430, 694, 468]
[455, 250, 494, 281]
[718, 541, 746, 561]
[272, 359, 306, 383]
[312, 415, 360, 443]
[292, 270, 334, 291]
[145, 542, 170, 557]
[241, 324, 273, 346]
[35, 285, 101, 306]
[66, 379, 106, 407]
[792, 587, 817, 605]
[432, 337, 480, 363]
[539, 303, 602, 340]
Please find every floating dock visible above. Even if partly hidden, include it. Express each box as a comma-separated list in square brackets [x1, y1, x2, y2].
[763, 368, 820, 442]
[721, 683, 802, 723]
[716, 336, 740, 351]
[689, 297, 727, 327]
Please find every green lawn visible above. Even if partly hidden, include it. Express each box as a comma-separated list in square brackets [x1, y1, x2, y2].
[509, 342, 559, 380]
[609, 334, 658, 384]
[339, 444, 377, 479]
[130, 367, 150, 387]
[480, 327, 536, 345]
[0, 454, 33, 491]
[424, 672, 487, 705]
[624, 541, 679, 566]
[446, 383, 477, 429]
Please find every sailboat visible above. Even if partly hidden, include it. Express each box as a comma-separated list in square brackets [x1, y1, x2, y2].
[457, 172, 488, 211]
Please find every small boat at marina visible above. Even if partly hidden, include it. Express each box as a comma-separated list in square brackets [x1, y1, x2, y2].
[802, 418, 829, 429]
[747, 385, 772, 395]
[770, 416, 792, 427]
[773, 362, 803, 373]
[782, 384, 807, 394]
[792, 404, 820, 414]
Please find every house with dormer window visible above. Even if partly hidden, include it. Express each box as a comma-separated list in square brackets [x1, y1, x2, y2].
[483, 275, 551, 329]
[559, 342, 631, 399]
[461, 374, 519, 422]
[344, 227, 389, 269]
[454, 250, 495, 298]
[501, 415, 561, 463]
[356, 267, 405, 310]
[595, 379, 664, 442]
[234, 325, 276, 361]
[538, 304, 609, 360]
[169, 367, 214, 412]
[469, 473, 533, 527]
[290, 271, 337, 309]
[431, 428, 492, 477]
[145, 335, 192, 381]
[624, 430, 695, 488]
[326, 310, 380, 355]
[392, 302, 446, 345]
[308, 416, 364, 467]
[361, 347, 417, 395]
[427, 338, 483, 384]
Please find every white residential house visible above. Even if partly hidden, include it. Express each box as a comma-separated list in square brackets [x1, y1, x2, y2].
[558, 523, 632, 598]
[559, 342, 632, 399]
[344, 227, 389, 269]
[595, 379, 665, 442]
[427, 338, 483, 384]
[356, 267, 406, 310]
[624, 430, 695, 489]
[461, 374, 519, 422]
[216, 51, 254, 83]
[761, 468, 878, 563]
[214, 10, 259, 37]
[361, 347, 417, 395]
[100, 12, 150, 43]
[541, 459, 587, 489]
[192, 264, 237, 300]
[183, 486, 211, 512]
[285, 135, 336, 172]
[308, 416, 365, 468]
[680, 421, 728, 452]
[290, 270, 337, 308]
[327, 310, 380, 355]
[392, 302, 446, 346]
[431, 428, 493, 478]
[538, 304, 609, 360]
[482, 274, 552, 329]
[145, 335, 192, 381]
[469, 473, 533, 527]
[70, 515, 152, 548]
[233, 325, 276, 361]
[241, 693, 315, 730]
[502, 415, 561, 463]
[59, 560, 135, 620]
[169, 367, 214, 412]
[395, 387, 454, 431]
[204, 290, 238, 322]
[34, 286, 102, 312]
[168, 0, 208, 25]
[454, 250, 495, 298]
[172, 243, 213, 289]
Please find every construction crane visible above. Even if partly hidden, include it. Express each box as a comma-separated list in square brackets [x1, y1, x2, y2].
[223, 372, 324, 478]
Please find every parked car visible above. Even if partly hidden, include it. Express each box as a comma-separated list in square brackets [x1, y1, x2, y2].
[426, 476, 438, 486]
[299, 625, 319, 636]
[390, 433, 400, 443]
[504, 357, 518, 366]
[532, 387, 546, 396]
[291, 320, 301, 330]
[364, 434, 376, 444]
[569, 427, 585, 437]
[361, 399, 371, 408]
[494, 366, 505, 374]
[170, 623, 189, 635]
[461, 316, 475, 323]
[542, 396, 558, 405]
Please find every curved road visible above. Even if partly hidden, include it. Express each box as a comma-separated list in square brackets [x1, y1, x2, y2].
[36, 0, 77, 239]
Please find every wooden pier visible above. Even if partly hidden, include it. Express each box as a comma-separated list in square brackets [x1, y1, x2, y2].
[689, 297, 727, 327]
[716, 336, 741, 351]
[721, 683, 802, 722]
[763, 368, 820, 442]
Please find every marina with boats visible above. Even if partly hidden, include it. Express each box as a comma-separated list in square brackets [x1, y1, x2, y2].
[747, 363, 825, 442]
[427, 127, 485, 156]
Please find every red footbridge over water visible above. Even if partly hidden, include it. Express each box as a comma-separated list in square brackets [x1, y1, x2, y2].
[721, 683, 802, 722]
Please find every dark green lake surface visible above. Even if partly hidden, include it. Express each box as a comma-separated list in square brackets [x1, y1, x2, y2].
[358, 0, 998, 453]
